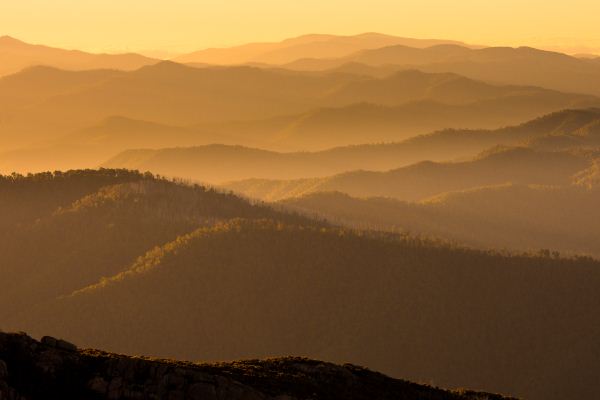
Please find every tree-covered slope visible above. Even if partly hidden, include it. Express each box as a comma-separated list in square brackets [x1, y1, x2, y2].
[224, 147, 593, 201]
[0, 170, 315, 324]
[10, 219, 599, 400]
[280, 185, 600, 257]
[2, 170, 600, 400]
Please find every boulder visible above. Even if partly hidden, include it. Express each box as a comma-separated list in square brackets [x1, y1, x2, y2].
[56, 339, 77, 352]
[0, 360, 7, 380]
[187, 382, 217, 400]
[40, 336, 57, 348]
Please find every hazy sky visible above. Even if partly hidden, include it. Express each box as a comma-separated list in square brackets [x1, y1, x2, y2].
[2, 0, 600, 55]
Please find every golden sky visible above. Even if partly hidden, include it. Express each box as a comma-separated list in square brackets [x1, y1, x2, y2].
[2, 0, 600, 55]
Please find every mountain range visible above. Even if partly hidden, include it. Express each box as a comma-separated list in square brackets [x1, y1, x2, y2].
[284, 44, 600, 96]
[96, 109, 600, 184]
[4, 31, 600, 400]
[2, 66, 596, 173]
[2, 64, 595, 154]
[224, 146, 595, 200]
[2, 170, 599, 400]
[280, 185, 600, 258]
[0, 35, 157, 77]
[173, 32, 475, 65]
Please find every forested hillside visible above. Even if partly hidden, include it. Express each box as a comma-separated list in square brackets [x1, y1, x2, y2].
[225, 147, 594, 200]
[4, 19, 600, 400]
[1, 169, 599, 400]
[0, 170, 315, 325]
[280, 186, 600, 257]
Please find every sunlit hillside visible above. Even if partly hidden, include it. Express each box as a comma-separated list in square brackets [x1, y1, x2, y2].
[94, 109, 600, 184]
[1, 65, 597, 171]
[3, 4, 600, 398]
[224, 146, 595, 200]
[280, 185, 600, 257]
[0, 36, 157, 77]
[2, 170, 599, 400]
[284, 44, 600, 96]
[174, 32, 473, 65]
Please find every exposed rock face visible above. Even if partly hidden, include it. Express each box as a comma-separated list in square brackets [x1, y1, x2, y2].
[0, 332, 515, 400]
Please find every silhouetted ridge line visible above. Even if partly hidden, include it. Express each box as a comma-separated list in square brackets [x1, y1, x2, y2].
[0, 331, 515, 400]
[2, 168, 599, 400]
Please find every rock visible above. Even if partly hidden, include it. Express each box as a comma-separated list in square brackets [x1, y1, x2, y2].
[187, 382, 217, 400]
[115, 357, 141, 380]
[40, 336, 77, 352]
[165, 372, 186, 388]
[122, 388, 145, 399]
[0, 380, 10, 400]
[167, 390, 185, 400]
[55, 339, 77, 352]
[0, 331, 517, 400]
[190, 370, 214, 383]
[0, 360, 7, 380]
[87, 377, 109, 394]
[40, 336, 57, 348]
[107, 377, 123, 400]
[216, 378, 266, 400]
[151, 363, 169, 379]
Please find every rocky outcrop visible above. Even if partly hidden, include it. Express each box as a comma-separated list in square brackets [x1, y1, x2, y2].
[0, 331, 516, 400]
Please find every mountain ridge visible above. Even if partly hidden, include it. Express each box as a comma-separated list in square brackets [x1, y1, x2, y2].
[0, 331, 516, 400]
[3, 68, 596, 170]
[280, 184, 600, 258]
[0, 36, 158, 77]
[99, 109, 600, 184]
[174, 32, 474, 65]
[223, 146, 593, 200]
[2, 169, 600, 400]
[284, 43, 600, 96]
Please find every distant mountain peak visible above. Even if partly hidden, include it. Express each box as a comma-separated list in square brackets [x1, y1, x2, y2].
[0, 35, 26, 46]
[474, 145, 532, 160]
[354, 32, 397, 38]
[426, 43, 472, 50]
[137, 60, 189, 73]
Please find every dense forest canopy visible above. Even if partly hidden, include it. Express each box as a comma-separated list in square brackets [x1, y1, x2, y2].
[1, 169, 599, 400]
[3, 26, 600, 400]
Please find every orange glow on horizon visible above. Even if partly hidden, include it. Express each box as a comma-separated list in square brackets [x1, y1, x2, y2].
[1, 0, 600, 55]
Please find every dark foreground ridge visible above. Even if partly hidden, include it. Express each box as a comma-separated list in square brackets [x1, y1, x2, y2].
[0, 332, 515, 400]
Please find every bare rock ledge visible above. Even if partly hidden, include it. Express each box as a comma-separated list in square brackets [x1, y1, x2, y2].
[0, 331, 516, 400]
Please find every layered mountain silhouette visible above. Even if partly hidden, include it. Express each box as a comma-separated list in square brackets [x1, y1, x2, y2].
[2, 170, 599, 400]
[281, 185, 600, 258]
[525, 118, 600, 150]
[0, 62, 363, 148]
[4, 31, 600, 400]
[0, 170, 313, 318]
[2, 62, 597, 156]
[575, 159, 600, 188]
[285, 44, 600, 96]
[99, 109, 600, 184]
[0, 117, 232, 173]
[0, 36, 157, 77]
[174, 33, 474, 65]
[224, 147, 594, 201]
